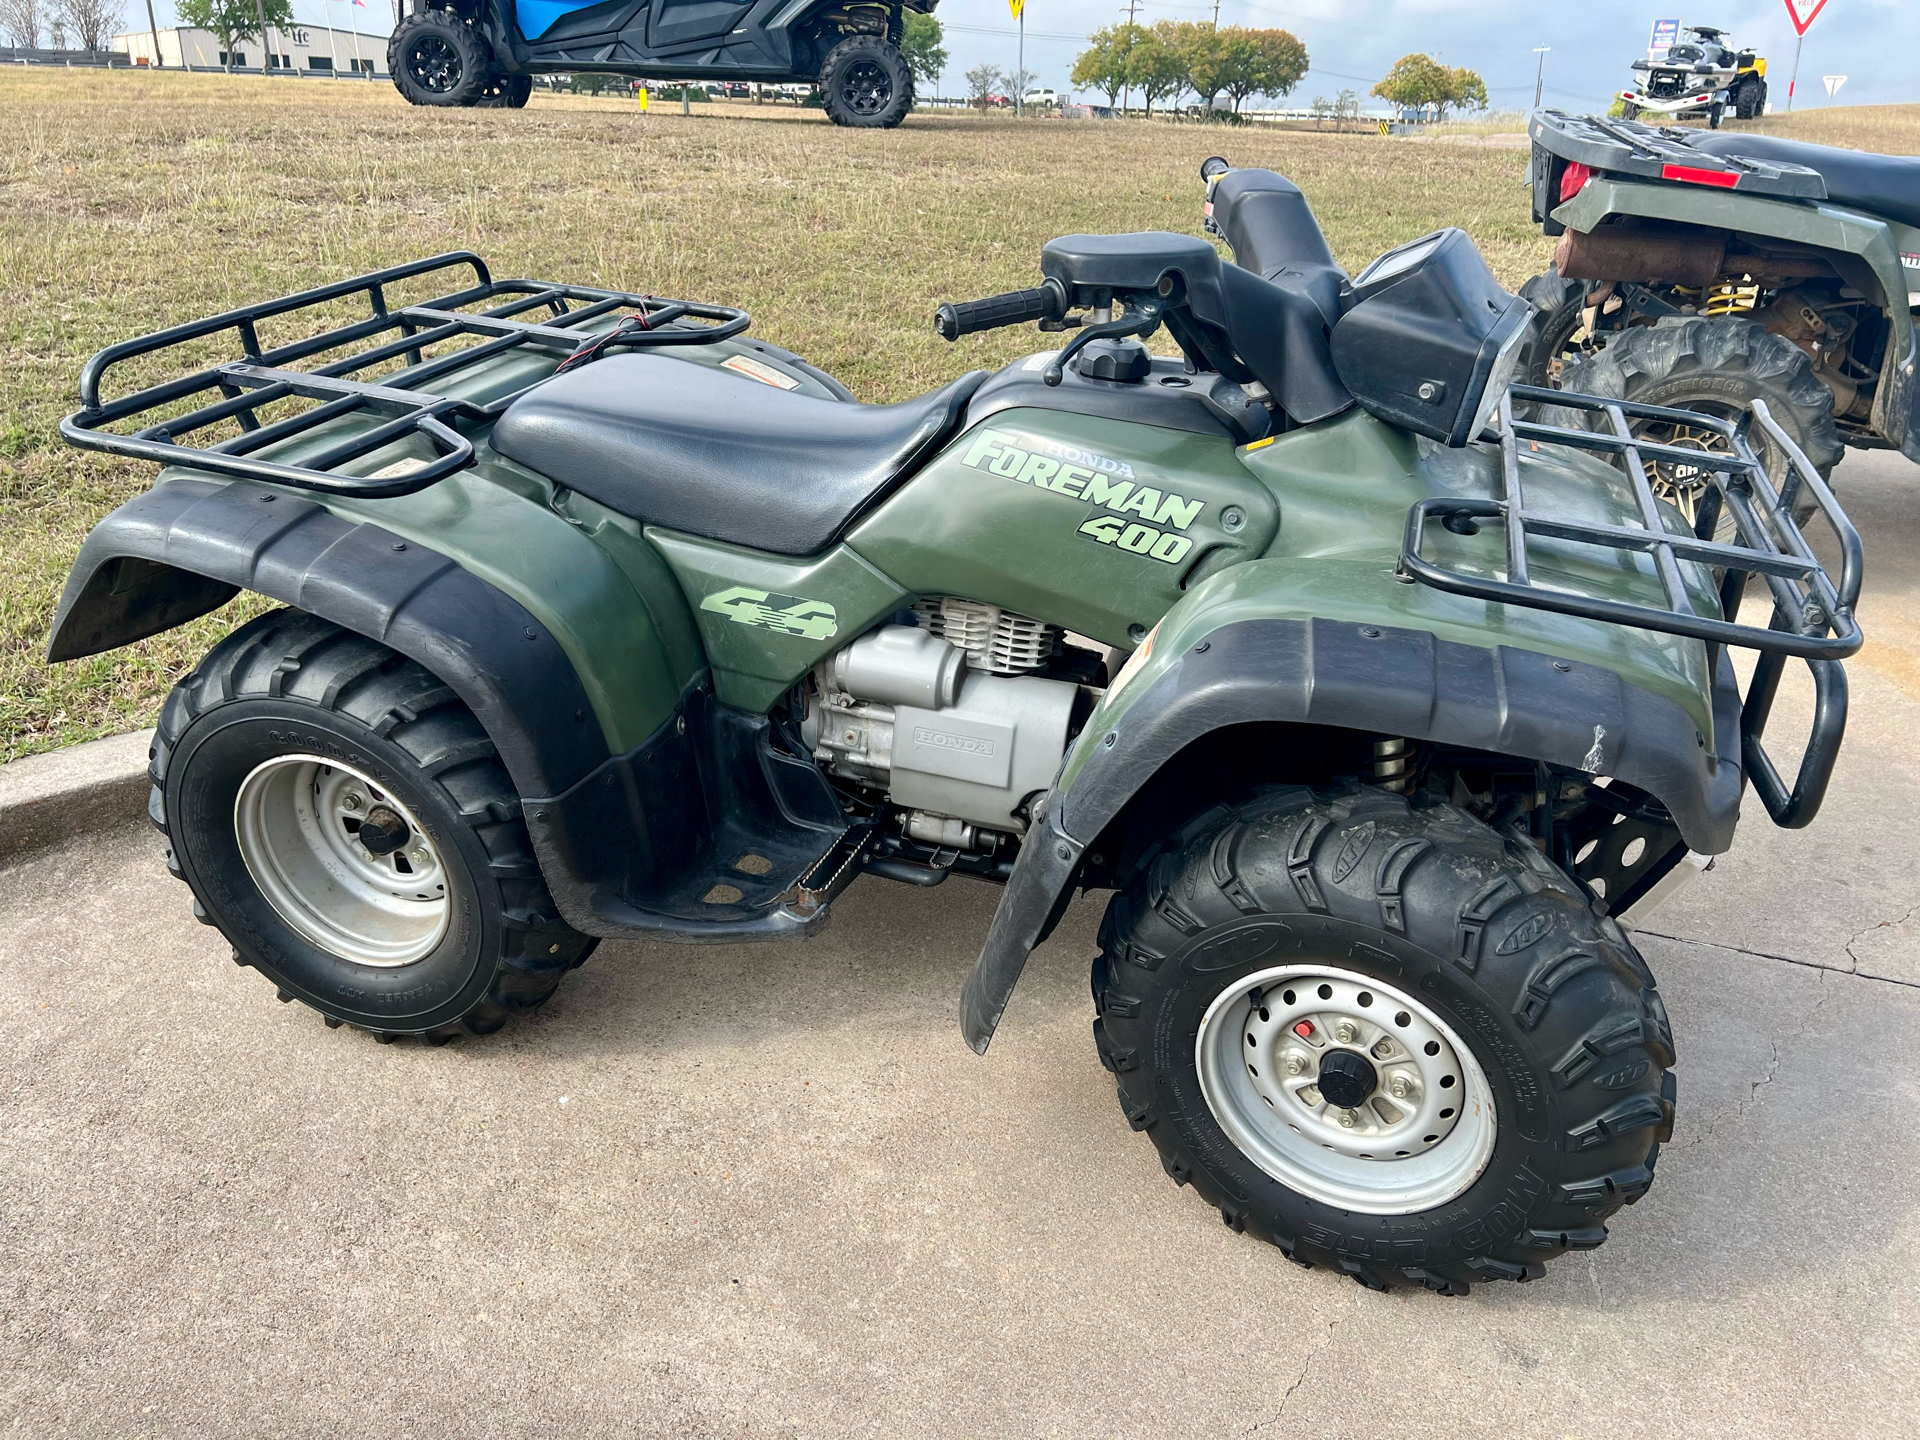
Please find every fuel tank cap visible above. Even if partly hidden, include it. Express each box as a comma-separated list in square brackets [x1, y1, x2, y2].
[1074, 338, 1153, 384]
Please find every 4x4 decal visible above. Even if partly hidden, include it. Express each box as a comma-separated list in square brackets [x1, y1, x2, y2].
[700, 586, 839, 640]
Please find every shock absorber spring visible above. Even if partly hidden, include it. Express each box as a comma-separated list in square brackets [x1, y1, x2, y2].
[1705, 281, 1760, 316]
[1372, 737, 1413, 793]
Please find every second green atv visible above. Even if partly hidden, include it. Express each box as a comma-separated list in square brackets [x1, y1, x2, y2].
[54, 159, 1860, 1294]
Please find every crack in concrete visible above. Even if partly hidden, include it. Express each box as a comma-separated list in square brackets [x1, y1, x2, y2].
[1842, 902, 1918, 978]
[1676, 967, 1833, 1150]
[1637, 928, 1920, 991]
[1246, 1319, 1338, 1432]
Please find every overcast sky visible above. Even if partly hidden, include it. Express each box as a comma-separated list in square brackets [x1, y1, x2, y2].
[143, 0, 1916, 112]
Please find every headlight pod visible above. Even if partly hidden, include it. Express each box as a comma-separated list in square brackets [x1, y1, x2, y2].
[1331, 227, 1533, 448]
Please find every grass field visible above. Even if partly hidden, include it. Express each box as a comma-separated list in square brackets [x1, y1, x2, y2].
[2, 69, 1915, 760]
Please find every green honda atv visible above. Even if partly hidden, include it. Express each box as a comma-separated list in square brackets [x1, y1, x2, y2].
[53, 158, 1860, 1294]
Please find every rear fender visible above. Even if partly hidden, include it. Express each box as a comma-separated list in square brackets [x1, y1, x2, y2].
[48, 477, 612, 801]
[1554, 177, 1918, 451]
[960, 598, 1744, 1054]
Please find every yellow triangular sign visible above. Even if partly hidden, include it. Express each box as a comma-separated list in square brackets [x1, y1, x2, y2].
[1009, 0, 1025, 18]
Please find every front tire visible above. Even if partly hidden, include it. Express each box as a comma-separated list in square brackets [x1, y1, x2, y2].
[388, 11, 493, 107]
[1092, 787, 1675, 1293]
[152, 610, 595, 1041]
[819, 35, 913, 128]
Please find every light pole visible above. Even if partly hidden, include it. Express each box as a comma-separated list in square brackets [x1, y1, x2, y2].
[1532, 45, 1549, 110]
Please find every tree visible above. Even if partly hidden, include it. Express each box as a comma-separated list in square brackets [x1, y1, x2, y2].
[0, 0, 42, 48]
[55, 0, 124, 53]
[1071, 24, 1137, 109]
[901, 11, 946, 93]
[1372, 53, 1487, 122]
[177, 0, 292, 70]
[1175, 20, 1231, 113]
[964, 62, 1002, 111]
[1130, 21, 1189, 119]
[1214, 27, 1307, 114]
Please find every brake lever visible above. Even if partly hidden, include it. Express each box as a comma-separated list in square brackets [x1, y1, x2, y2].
[1042, 301, 1161, 387]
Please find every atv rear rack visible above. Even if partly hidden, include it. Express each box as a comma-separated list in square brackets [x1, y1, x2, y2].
[1400, 383, 1862, 827]
[1527, 110, 1827, 201]
[59, 253, 750, 499]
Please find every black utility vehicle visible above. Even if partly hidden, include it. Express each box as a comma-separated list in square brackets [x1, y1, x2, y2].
[388, 0, 929, 127]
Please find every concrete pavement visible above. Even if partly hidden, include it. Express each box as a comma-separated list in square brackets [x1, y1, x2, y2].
[3, 452, 1916, 1438]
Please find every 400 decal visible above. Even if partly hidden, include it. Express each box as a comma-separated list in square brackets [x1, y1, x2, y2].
[1076, 512, 1195, 565]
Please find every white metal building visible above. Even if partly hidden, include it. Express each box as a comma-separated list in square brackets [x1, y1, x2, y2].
[113, 22, 387, 75]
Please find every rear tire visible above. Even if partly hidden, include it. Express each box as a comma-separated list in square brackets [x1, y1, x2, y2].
[819, 35, 912, 129]
[1559, 318, 1843, 529]
[475, 72, 534, 108]
[388, 11, 493, 107]
[152, 610, 596, 1042]
[1734, 79, 1762, 120]
[1092, 786, 1675, 1293]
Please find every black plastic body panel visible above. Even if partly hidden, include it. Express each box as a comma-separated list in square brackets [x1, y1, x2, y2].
[965, 353, 1270, 444]
[48, 478, 607, 800]
[959, 616, 1745, 1051]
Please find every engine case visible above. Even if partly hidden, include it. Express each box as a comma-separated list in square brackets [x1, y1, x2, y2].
[803, 623, 1077, 837]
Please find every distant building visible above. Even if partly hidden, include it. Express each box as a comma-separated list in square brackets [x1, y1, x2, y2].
[113, 24, 388, 76]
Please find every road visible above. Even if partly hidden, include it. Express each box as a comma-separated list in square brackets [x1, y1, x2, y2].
[3, 452, 1916, 1438]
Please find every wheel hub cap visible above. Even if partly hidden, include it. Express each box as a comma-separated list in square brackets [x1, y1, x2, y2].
[1195, 964, 1498, 1214]
[234, 755, 449, 968]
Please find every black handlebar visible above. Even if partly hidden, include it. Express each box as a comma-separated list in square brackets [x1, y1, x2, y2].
[934, 279, 1066, 340]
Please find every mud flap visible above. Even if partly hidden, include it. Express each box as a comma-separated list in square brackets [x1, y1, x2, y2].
[960, 799, 1083, 1053]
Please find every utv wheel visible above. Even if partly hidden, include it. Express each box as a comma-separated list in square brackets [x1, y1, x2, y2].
[475, 72, 533, 108]
[820, 35, 912, 129]
[1734, 81, 1763, 121]
[1621, 102, 1641, 121]
[1092, 787, 1675, 1293]
[388, 11, 493, 107]
[151, 610, 596, 1041]
[1559, 317, 1843, 532]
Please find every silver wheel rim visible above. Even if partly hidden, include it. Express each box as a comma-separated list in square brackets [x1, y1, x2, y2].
[1194, 964, 1497, 1215]
[234, 755, 449, 967]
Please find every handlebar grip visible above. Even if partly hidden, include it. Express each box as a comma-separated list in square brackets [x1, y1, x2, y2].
[934, 282, 1064, 340]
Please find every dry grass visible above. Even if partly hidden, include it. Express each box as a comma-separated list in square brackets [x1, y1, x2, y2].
[0, 69, 1911, 758]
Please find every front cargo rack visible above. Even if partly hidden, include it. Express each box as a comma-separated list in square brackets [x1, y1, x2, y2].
[59, 252, 750, 499]
[1400, 382, 1863, 828]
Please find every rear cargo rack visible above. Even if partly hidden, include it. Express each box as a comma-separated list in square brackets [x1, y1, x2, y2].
[1527, 109, 1827, 200]
[1400, 383, 1863, 827]
[59, 253, 750, 499]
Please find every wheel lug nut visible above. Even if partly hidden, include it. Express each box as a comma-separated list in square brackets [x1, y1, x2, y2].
[1371, 1039, 1394, 1059]
[1338, 1109, 1358, 1128]
[1334, 1021, 1358, 1044]
[342, 793, 363, 812]
[1283, 1053, 1306, 1076]
[410, 847, 429, 864]
[1388, 1076, 1413, 1099]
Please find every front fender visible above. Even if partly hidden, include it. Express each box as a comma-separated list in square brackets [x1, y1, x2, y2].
[960, 611, 1743, 1054]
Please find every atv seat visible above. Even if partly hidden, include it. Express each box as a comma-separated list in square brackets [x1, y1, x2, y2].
[1692, 132, 1920, 231]
[491, 355, 988, 556]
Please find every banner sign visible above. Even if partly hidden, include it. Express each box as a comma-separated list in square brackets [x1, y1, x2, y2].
[1648, 18, 1680, 54]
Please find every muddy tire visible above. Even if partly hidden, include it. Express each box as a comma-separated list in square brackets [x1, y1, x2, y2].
[1559, 317, 1843, 527]
[819, 35, 912, 129]
[151, 610, 596, 1042]
[388, 11, 492, 107]
[1091, 786, 1675, 1294]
